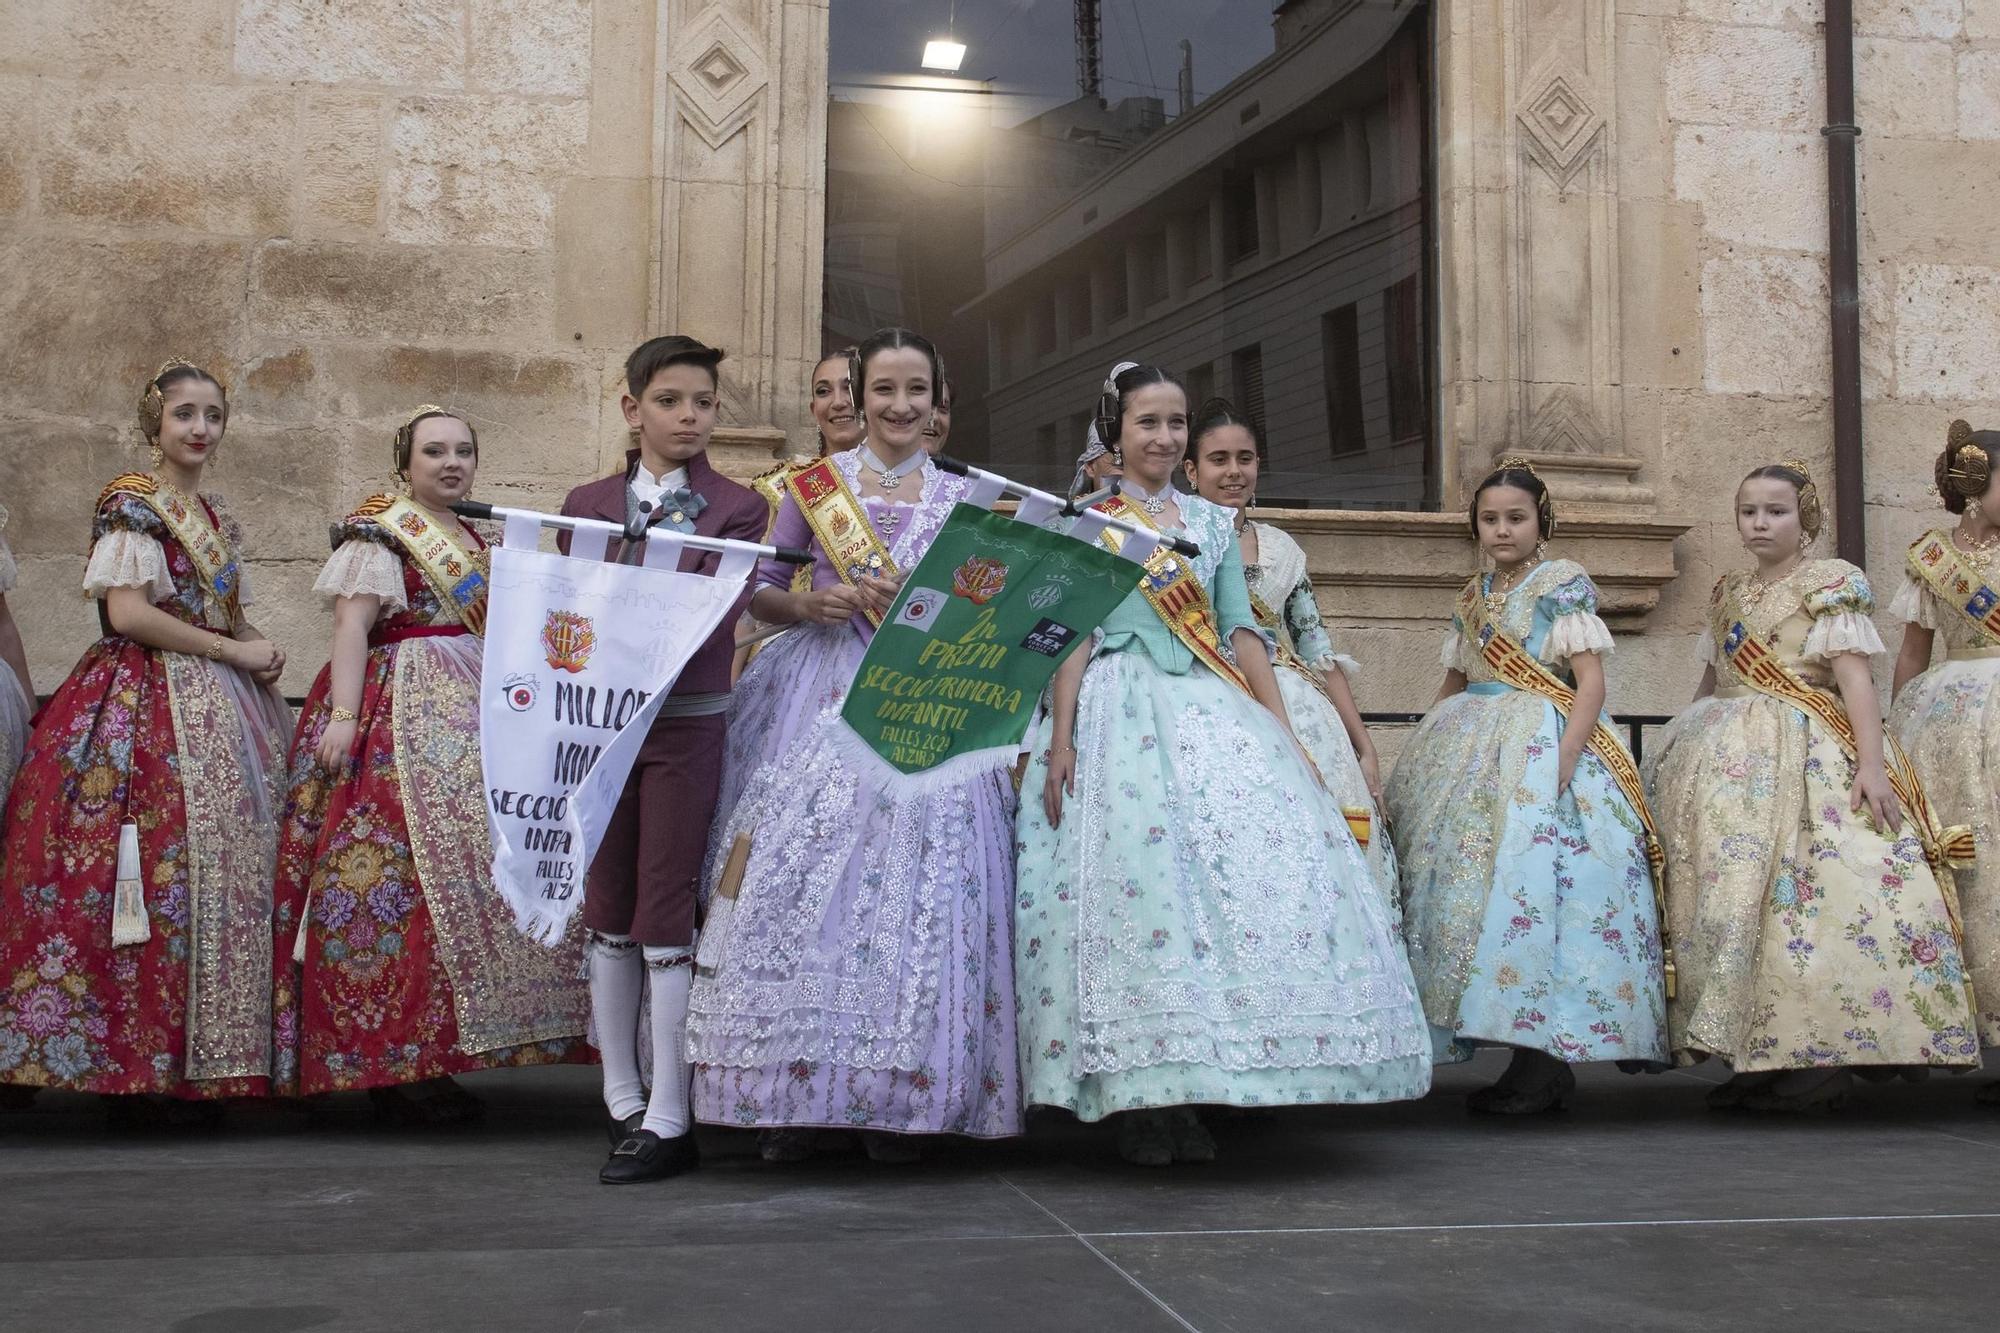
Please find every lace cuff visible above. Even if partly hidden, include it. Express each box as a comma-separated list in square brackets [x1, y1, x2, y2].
[1886, 576, 1939, 630]
[1694, 625, 1717, 668]
[314, 539, 408, 610]
[1440, 629, 1469, 673]
[1326, 652, 1361, 681]
[1542, 611, 1615, 665]
[83, 530, 173, 602]
[1801, 609, 1886, 662]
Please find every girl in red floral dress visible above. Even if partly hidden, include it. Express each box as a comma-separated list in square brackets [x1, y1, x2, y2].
[270, 407, 591, 1124]
[0, 361, 293, 1124]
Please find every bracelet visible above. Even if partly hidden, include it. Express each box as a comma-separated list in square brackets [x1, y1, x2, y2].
[205, 637, 227, 661]
[329, 707, 358, 723]
[1044, 745, 1076, 760]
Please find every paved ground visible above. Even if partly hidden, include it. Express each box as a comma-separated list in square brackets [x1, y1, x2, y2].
[3, 1051, 1997, 1332]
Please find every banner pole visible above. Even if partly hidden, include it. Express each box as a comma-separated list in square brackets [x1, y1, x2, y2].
[929, 456, 1201, 558]
[451, 500, 813, 566]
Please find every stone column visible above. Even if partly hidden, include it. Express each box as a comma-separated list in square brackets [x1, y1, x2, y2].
[653, 0, 829, 469]
[1434, 0, 1651, 518]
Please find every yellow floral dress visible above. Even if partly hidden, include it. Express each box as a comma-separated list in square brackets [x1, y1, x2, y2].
[1645, 559, 1979, 1070]
[1888, 531, 2000, 1048]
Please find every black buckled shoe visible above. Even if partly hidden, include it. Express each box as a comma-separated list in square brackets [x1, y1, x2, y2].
[606, 1109, 646, 1147]
[600, 1128, 700, 1184]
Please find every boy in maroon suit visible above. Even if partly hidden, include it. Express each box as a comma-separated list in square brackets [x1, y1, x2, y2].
[559, 335, 765, 1183]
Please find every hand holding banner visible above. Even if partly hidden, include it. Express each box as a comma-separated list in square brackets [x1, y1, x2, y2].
[837, 502, 1144, 786]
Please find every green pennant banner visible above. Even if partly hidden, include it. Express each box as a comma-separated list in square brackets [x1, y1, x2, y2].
[840, 503, 1142, 778]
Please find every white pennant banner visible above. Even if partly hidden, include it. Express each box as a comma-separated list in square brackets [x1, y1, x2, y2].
[480, 529, 747, 943]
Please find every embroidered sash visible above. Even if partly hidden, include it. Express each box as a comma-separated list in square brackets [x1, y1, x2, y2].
[1095, 495, 1252, 696]
[1250, 589, 1336, 707]
[102, 473, 240, 628]
[351, 495, 490, 634]
[1907, 531, 2000, 649]
[1473, 616, 1677, 997]
[754, 459, 815, 593]
[786, 457, 900, 627]
[1720, 620, 1976, 876]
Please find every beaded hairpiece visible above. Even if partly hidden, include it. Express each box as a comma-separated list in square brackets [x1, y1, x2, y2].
[1944, 419, 1991, 498]
[137, 357, 215, 443]
[1481, 455, 1556, 539]
[1776, 457, 1824, 538]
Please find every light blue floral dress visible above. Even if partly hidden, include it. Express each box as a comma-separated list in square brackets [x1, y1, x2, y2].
[1013, 495, 1432, 1121]
[1384, 559, 1668, 1065]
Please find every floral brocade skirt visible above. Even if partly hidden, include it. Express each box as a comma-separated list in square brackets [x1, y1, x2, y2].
[1386, 684, 1669, 1065]
[1648, 689, 1977, 1069]
[1014, 650, 1431, 1122]
[271, 634, 590, 1095]
[1893, 657, 2000, 1048]
[0, 637, 290, 1097]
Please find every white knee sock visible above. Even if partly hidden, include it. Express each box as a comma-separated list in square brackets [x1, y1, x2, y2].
[587, 932, 647, 1121]
[640, 943, 695, 1139]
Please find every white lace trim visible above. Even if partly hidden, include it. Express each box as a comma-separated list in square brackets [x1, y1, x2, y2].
[1327, 652, 1361, 680]
[1801, 609, 1887, 662]
[83, 529, 174, 602]
[1541, 610, 1615, 665]
[0, 532, 15, 595]
[1694, 625, 1717, 668]
[1440, 630, 1468, 673]
[1887, 575, 1940, 630]
[314, 540, 408, 610]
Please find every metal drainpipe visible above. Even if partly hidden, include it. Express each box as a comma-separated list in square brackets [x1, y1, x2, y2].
[1824, 0, 1864, 564]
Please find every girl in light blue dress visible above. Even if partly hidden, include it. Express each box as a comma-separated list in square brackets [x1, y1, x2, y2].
[1014, 361, 1432, 1166]
[1384, 460, 1668, 1113]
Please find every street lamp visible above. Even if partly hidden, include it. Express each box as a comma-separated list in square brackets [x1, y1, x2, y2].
[921, 38, 967, 71]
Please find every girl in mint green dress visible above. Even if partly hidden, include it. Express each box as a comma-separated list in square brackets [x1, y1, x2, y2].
[1013, 362, 1431, 1166]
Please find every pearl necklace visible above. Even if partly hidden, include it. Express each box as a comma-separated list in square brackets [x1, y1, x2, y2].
[859, 444, 924, 493]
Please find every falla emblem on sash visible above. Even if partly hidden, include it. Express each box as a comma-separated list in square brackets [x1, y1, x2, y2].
[829, 508, 854, 538]
[542, 609, 597, 674]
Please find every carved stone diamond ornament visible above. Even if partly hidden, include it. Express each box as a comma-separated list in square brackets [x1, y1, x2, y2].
[667, 7, 770, 149]
[1517, 66, 1604, 188]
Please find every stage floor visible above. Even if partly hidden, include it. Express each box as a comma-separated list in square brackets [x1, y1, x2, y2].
[3, 1051, 1996, 1331]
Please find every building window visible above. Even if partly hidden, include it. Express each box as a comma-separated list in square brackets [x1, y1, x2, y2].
[1229, 178, 1260, 261]
[1231, 344, 1268, 455]
[1323, 306, 1365, 458]
[1385, 274, 1427, 446]
[1185, 361, 1215, 416]
[824, 1, 1435, 505]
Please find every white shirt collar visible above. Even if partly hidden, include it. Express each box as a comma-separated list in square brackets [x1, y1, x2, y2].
[631, 462, 689, 499]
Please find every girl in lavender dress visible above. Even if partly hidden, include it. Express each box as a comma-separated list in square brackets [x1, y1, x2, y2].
[688, 328, 1021, 1161]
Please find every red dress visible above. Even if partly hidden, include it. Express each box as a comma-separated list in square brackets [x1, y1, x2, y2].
[270, 505, 591, 1094]
[0, 477, 291, 1098]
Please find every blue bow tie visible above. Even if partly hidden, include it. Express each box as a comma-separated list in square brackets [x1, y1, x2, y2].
[653, 486, 707, 535]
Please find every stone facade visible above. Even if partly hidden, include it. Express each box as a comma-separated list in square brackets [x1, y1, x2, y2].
[0, 0, 826, 693]
[3, 0, 1999, 732]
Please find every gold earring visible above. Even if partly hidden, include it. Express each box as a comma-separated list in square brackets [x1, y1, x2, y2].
[1797, 530, 1812, 552]
[148, 444, 164, 469]
[1536, 537, 1550, 560]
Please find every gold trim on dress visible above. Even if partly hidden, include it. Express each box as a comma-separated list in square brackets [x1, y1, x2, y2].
[363, 495, 490, 634]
